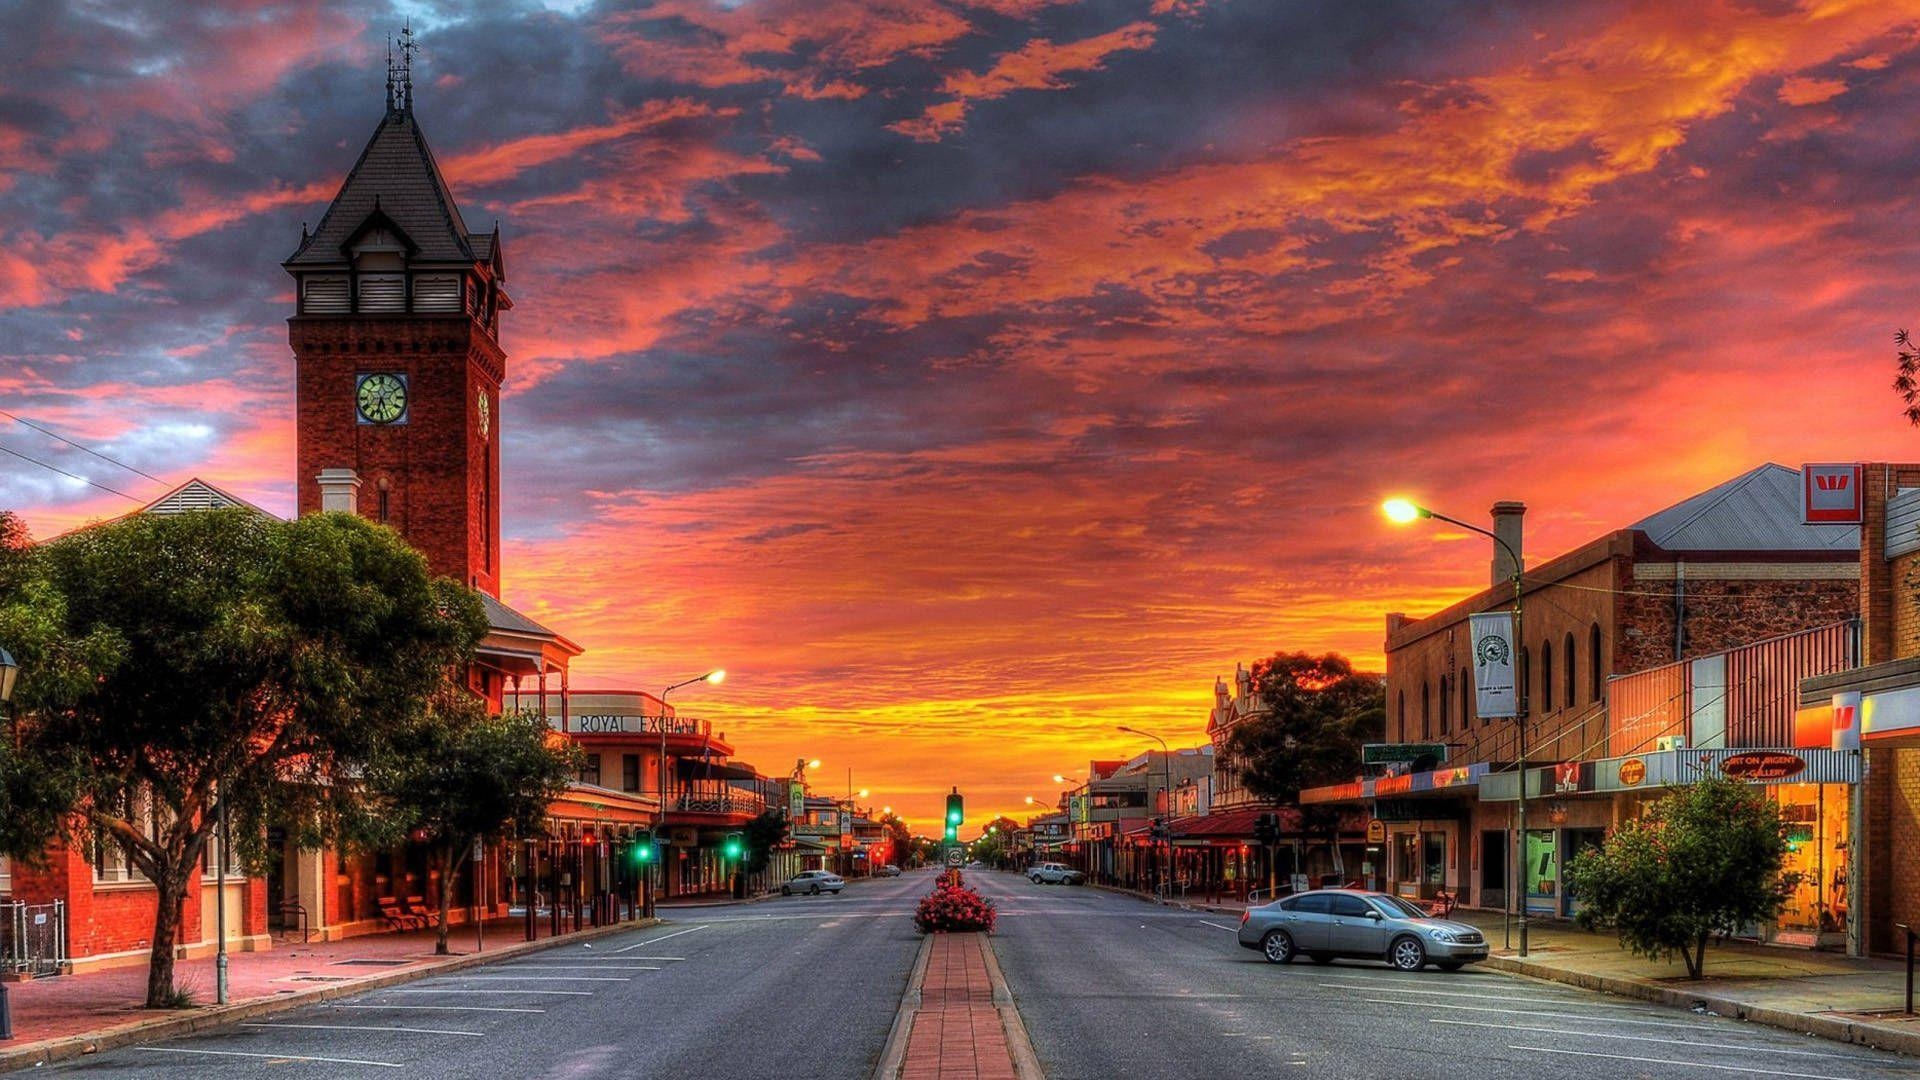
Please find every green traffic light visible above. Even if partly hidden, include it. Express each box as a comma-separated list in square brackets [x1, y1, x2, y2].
[634, 843, 654, 864]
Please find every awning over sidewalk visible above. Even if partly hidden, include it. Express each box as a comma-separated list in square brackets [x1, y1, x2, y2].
[548, 782, 658, 826]
[1300, 762, 1489, 805]
[1480, 747, 1858, 801]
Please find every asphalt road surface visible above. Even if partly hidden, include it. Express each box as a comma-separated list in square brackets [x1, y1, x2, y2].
[973, 869, 1919, 1080]
[41, 871, 932, 1079]
[35, 867, 1920, 1079]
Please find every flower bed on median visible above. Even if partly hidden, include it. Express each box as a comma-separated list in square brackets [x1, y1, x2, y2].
[914, 878, 997, 933]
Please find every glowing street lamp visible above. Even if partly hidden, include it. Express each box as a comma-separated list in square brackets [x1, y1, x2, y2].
[1383, 496, 1529, 956]
[656, 669, 727, 900]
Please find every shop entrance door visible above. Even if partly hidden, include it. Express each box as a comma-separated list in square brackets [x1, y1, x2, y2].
[1480, 829, 1506, 909]
[1524, 829, 1558, 916]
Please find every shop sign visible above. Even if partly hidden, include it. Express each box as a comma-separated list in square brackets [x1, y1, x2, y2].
[670, 826, 698, 847]
[1374, 799, 1422, 822]
[1366, 818, 1386, 843]
[1719, 752, 1806, 781]
[1618, 758, 1646, 787]
[1831, 692, 1861, 752]
[1802, 463, 1863, 524]
[575, 714, 634, 734]
[1554, 761, 1583, 793]
[1363, 743, 1448, 765]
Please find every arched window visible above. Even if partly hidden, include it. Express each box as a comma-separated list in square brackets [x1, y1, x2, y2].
[1439, 676, 1451, 736]
[1462, 667, 1474, 727]
[1564, 632, 1576, 708]
[1541, 639, 1554, 712]
[1590, 623, 1604, 702]
[1518, 647, 1530, 716]
[1421, 682, 1431, 740]
[1397, 690, 1406, 741]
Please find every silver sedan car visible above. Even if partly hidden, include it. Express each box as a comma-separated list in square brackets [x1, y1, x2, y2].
[1236, 889, 1488, 971]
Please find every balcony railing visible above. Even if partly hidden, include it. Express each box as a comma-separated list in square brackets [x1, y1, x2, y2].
[672, 791, 765, 816]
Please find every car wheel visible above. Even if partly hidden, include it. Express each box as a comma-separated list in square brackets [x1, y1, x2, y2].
[810, 884, 821, 895]
[782, 886, 792, 896]
[1436, 961, 1465, 972]
[1260, 930, 1296, 964]
[1389, 936, 1427, 972]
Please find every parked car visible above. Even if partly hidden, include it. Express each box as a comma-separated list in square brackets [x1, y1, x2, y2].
[1028, 862, 1085, 885]
[875, 864, 902, 877]
[782, 870, 846, 895]
[1236, 889, 1487, 971]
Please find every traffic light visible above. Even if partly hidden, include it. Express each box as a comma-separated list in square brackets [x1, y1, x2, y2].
[723, 832, 744, 860]
[945, 787, 964, 843]
[1253, 811, 1280, 846]
[633, 831, 655, 864]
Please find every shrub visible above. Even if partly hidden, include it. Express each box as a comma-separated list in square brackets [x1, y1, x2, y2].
[914, 878, 997, 933]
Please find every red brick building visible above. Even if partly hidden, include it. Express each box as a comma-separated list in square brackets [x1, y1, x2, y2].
[1305, 464, 1860, 916]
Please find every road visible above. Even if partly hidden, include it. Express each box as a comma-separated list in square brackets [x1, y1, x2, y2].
[972, 870, 1918, 1080]
[42, 871, 933, 1079]
[35, 868, 1920, 1079]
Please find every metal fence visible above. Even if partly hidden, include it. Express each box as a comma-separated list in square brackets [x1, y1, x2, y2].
[1, 900, 67, 977]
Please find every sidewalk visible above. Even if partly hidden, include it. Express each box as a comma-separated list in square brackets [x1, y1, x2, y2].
[1098, 882, 1920, 1056]
[0, 914, 654, 1072]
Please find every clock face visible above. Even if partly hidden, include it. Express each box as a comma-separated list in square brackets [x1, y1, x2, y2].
[356, 373, 408, 425]
[477, 389, 491, 440]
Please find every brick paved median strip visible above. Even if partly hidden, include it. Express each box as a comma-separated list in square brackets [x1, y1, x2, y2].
[0, 918, 660, 1075]
[878, 933, 1037, 1080]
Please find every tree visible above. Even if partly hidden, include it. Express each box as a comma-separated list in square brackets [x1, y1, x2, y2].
[881, 813, 913, 866]
[370, 698, 576, 955]
[1563, 775, 1799, 979]
[4, 509, 485, 1006]
[1222, 652, 1384, 876]
[1896, 329, 1920, 424]
[742, 808, 787, 876]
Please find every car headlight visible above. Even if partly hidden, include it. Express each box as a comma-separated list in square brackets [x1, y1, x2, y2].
[1427, 928, 1459, 943]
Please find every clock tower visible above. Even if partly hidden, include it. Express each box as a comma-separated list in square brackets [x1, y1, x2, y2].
[285, 63, 506, 597]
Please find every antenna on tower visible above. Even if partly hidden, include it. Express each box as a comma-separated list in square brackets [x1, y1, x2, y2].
[385, 35, 396, 111]
[398, 20, 418, 112]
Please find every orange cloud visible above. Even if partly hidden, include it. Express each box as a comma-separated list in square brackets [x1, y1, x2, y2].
[893, 20, 1159, 141]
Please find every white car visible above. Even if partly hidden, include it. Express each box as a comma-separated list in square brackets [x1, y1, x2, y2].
[1028, 862, 1085, 885]
[782, 870, 846, 895]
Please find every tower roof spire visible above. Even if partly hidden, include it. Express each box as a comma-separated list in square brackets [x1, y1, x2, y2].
[385, 22, 418, 114]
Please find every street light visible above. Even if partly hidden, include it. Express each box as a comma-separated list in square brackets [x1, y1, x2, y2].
[1384, 497, 1529, 956]
[1117, 726, 1172, 898]
[657, 670, 726, 901]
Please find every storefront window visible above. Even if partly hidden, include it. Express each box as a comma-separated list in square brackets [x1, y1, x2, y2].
[1772, 783, 1849, 935]
[1524, 829, 1557, 915]
[1393, 832, 1418, 895]
[1421, 831, 1446, 889]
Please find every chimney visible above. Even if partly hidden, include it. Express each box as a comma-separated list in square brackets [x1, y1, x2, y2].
[1491, 501, 1525, 588]
[317, 468, 361, 514]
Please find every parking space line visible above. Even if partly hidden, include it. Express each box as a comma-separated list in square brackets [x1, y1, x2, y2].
[503, 963, 666, 969]
[243, 1022, 483, 1038]
[1199, 921, 1239, 932]
[138, 1047, 404, 1068]
[1364, 998, 1725, 1030]
[388, 988, 595, 996]
[330, 1004, 545, 1014]
[614, 925, 708, 951]
[440, 975, 632, 982]
[1322, 981, 1654, 1010]
[1435, 1019, 1860, 1060]
[1509, 1044, 1863, 1079]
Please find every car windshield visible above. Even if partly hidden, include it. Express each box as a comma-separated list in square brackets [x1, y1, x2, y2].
[1371, 895, 1430, 919]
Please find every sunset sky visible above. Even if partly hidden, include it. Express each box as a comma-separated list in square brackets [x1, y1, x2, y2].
[7, 1, 1920, 829]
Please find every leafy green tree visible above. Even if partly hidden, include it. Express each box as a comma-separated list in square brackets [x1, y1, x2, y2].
[3, 509, 485, 1006]
[742, 808, 787, 876]
[371, 698, 576, 955]
[881, 813, 913, 866]
[1222, 652, 1384, 876]
[1563, 775, 1799, 979]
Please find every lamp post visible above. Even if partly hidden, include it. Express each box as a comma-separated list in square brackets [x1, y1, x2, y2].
[657, 670, 725, 901]
[1384, 497, 1530, 957]
[1117, 726, 1171, 898]
[0, 646, 14, 1040]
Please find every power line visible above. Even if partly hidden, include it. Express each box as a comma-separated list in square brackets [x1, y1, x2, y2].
[0, 442, 143, 502]
[0, 409, 167, 486]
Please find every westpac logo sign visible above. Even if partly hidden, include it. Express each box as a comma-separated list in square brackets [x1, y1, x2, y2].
[1803, 463, 1863, 524]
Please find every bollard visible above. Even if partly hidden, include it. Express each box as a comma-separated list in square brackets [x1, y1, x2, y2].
[1902, 923, 1916, 1015]
[1, 977, 12, 1040]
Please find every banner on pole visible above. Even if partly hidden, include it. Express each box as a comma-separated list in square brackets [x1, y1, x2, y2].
[1469, 611, 1518, 718]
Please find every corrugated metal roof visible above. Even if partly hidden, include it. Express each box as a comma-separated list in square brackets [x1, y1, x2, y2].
[481, 592, 561, 639]
[1630, 463, 1859, 552]
[285, 107, 479, 268]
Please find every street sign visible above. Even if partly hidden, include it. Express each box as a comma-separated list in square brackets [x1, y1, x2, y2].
[1366, 818, 1386, 844]
[945, 848, 964, 868]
